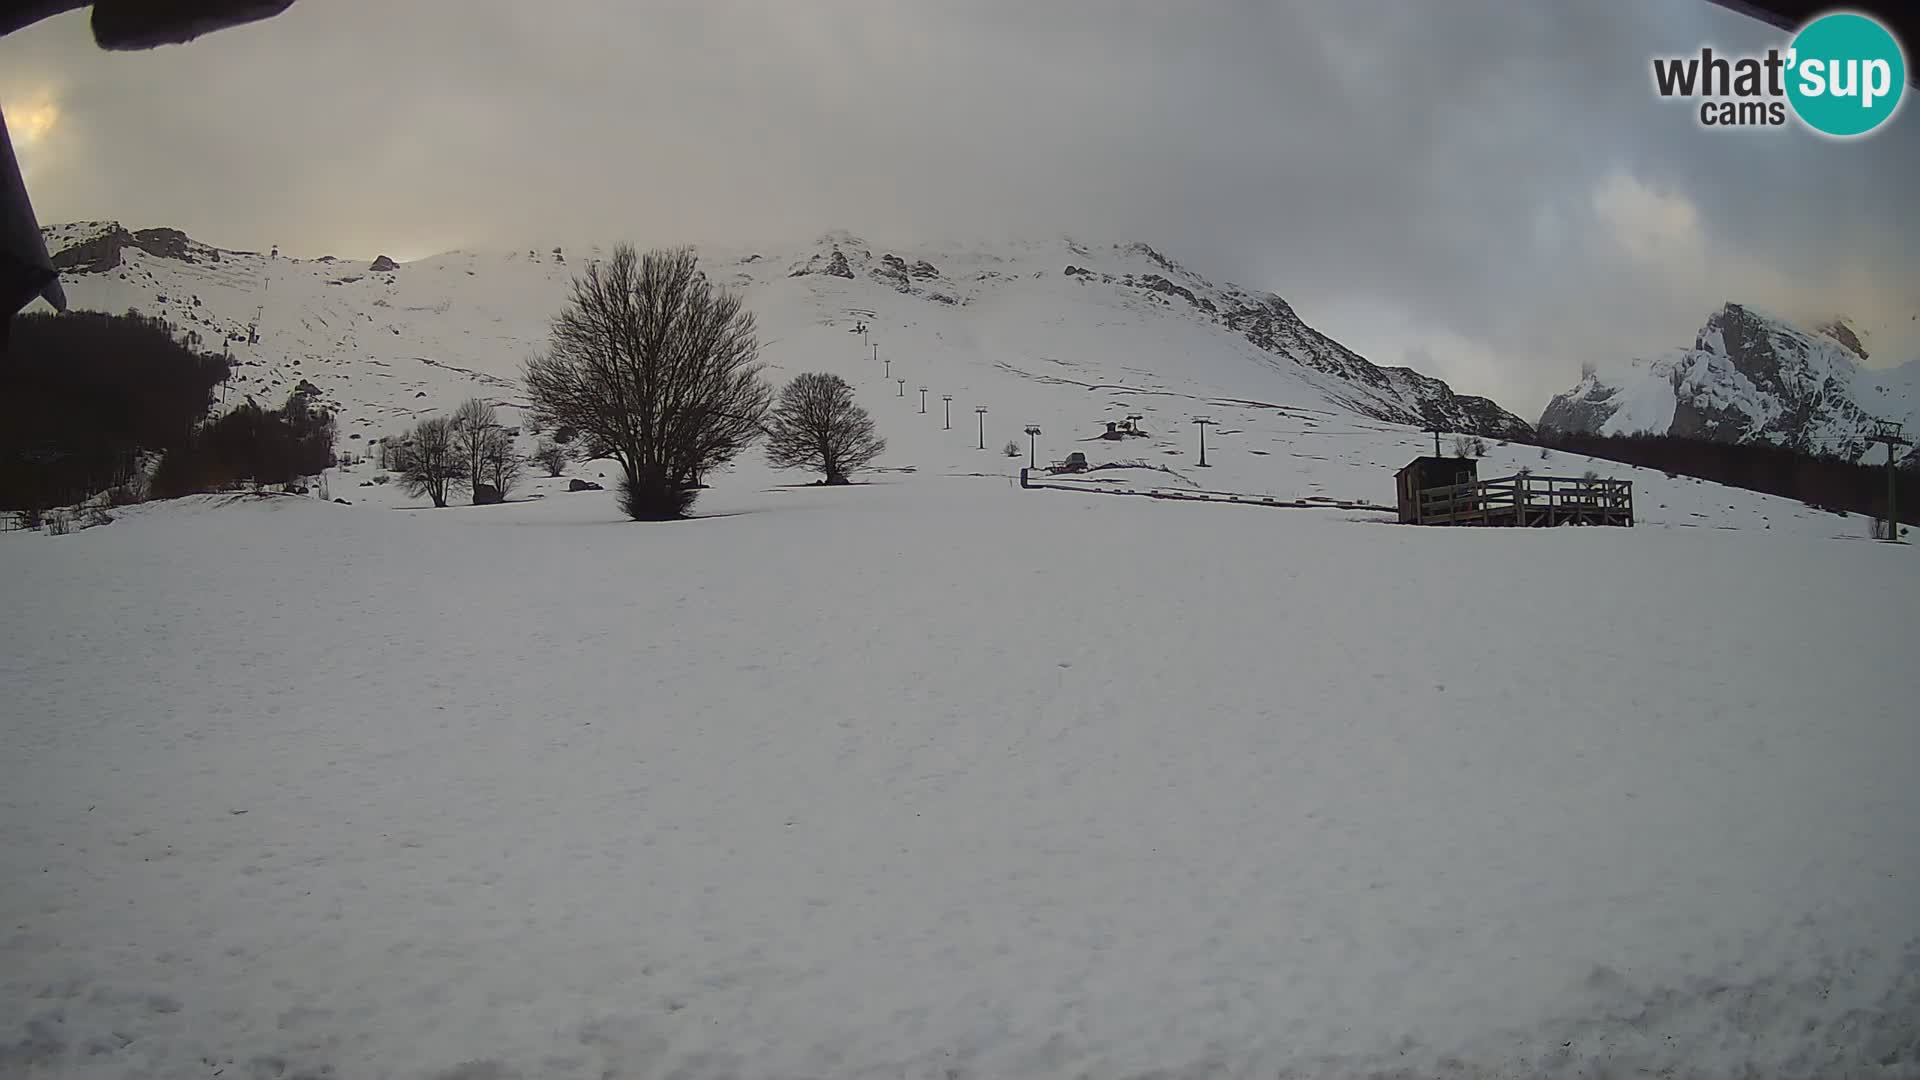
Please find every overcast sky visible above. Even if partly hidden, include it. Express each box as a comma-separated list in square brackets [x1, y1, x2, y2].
[3, 0, 1916, 416]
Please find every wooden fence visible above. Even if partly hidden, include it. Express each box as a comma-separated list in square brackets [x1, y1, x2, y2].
[1414, 473, 1633, 527]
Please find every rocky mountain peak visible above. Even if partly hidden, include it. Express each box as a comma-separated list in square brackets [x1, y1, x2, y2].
[49, 224, 228, 274]
[1539, 303, 1910, 461]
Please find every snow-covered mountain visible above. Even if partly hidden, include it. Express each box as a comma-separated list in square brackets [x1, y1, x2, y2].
[37, 221, 1530, 444]
[1539, 303, 1920, 463]
[31, 221, 1908, 539]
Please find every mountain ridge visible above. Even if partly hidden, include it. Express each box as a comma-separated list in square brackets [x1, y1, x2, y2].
[1539, 302, 1919, 464]
[36, 221, 1532, 442]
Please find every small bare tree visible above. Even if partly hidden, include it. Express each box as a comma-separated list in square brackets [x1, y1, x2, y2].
[524, 245, 772, 519]
[533, 437, 571, 477]
[400, 416, 464, 508]
[480, 427, 522, 499]
[451, 397, 499, 505]
[764, 372, 886, 484]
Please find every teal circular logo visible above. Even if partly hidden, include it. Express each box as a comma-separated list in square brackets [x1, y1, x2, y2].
[1786, 13, 1906, 136]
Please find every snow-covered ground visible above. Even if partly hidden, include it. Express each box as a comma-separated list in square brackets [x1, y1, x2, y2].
[9, 223, 1917, 1076]
[5, 476, 1917, 1079]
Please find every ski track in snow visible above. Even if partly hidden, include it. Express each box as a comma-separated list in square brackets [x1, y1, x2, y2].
[3, 481, 1918, 1080]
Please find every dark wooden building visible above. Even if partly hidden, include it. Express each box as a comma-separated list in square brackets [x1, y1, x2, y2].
[1395, 457, 1478, 524]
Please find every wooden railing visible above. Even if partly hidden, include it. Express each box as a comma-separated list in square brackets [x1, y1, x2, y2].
[1417, 473, 1632, 527]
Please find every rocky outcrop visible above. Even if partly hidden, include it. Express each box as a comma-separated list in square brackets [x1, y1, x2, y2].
[1815, 319, 1867, 360]
[1120, 242, 1182, 276]
[1537, 373, 1620, 435]
[369, 255, 399, 272]
[787, 247, 856, 279]
[50, 225, 220, 274]
[129, 228, 195, 260]
[1452, 396, 1535, 439]
[872, 254, 913, 292]
[1206, 289, 1533, 438]
[1135, 273, 1216, 314]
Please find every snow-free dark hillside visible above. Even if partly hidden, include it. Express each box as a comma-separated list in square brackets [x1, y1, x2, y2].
[1540, 303, 1920, 464]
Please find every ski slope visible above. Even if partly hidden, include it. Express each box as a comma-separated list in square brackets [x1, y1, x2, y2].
[34, 223, 1894, 538]
[3, 482, 1917, 1079]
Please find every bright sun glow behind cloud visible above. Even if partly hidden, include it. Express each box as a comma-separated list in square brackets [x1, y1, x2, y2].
[7, 96, 59, 144]
[5, 93, 62, 180]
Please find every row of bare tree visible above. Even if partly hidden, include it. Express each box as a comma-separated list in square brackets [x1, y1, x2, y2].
[523, 245, 882, 518]
[390, 397, 524, 508]
[388, 246, 885, 517]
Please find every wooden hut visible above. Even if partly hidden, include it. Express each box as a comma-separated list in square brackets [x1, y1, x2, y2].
[1395, 457, 1478, 524]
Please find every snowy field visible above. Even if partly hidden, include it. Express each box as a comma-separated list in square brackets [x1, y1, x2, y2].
[4, 477, 1918, 1079]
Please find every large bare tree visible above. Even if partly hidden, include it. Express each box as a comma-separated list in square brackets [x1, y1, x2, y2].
[764, 372, 886, 484]
[523, 245, 770, 519]
[398, 415, 463, 508]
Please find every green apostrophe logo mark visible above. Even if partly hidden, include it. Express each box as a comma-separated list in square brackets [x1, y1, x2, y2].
[1785, 12, 1906, 137]
[1649, 9, 1906, 137]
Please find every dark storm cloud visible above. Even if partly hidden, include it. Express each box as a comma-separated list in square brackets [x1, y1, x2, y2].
[3, 0, 1916, 415]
